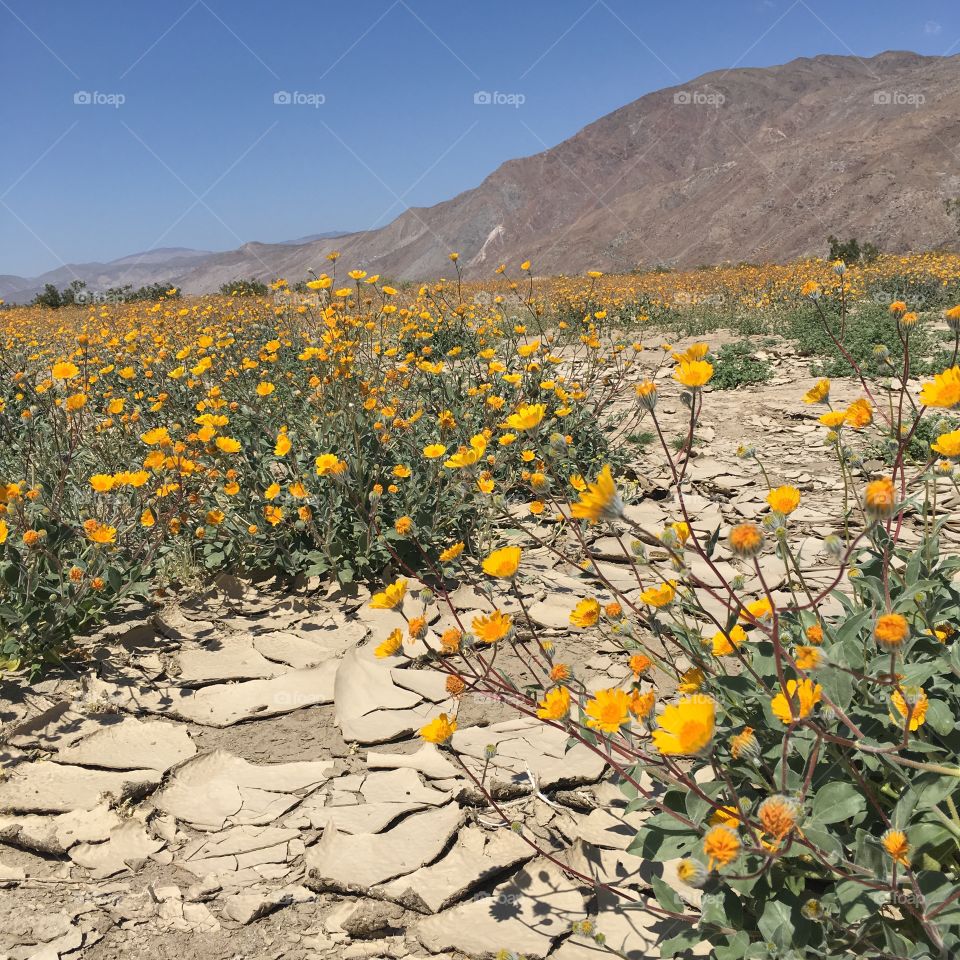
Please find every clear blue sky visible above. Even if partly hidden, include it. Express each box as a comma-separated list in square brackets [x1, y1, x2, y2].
[2, 0, 958, 277]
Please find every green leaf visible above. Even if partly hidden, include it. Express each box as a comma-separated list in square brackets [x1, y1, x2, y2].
[894, 773, 958, 826]
[924, 699, 955, 737]
[699, 891, 728, 928]
[629, 814, 697, 861]
[812, 781, 867, 824]
[650, 874, 683, 915]
[801, 822, 844, 859]
[916, 870, 960, 924]
[834, 879, 887, 924]
[659, 927, 701, 958]
[713, 931, 750, 960]
[758, 899, 794, 949]
[909, 822, 955, 858]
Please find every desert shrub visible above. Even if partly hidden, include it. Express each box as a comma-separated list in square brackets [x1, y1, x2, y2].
[379, 275, 960, 959]
[786, 290, 942, 379]
[708, 341, 772, 390]
[828, 235, 880, 265]
[107, 282, 180, 302]
[219, 278, 269, 296]
[0, 271, 640, 669]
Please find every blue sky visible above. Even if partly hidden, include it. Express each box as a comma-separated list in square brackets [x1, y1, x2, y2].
[2, 0, 959, 277]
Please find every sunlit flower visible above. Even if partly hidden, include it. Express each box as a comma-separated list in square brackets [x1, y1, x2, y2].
[89, 474, 115, 493]
[865, 476, 896, 519]
[439, 541, 464, 563]
[919, 367, 960, 409]
[215, 436, 241, 454]
[882, 829, 911, 867]
[676, 858, 709, 887]
[570, 597, 601, 628]
[471, 610, 513, 644]
[584, 688, 631, 734]
[629, 653, 652, 676]
[375, 629, 403, 658]
[711, 625, 747, 656]
[758, 794, 801, 842]
[314, 453, 345, 476]
[890, 687, 928, 730]
[639, 581, 676, 608]
[504, 403, 546, 431]
[83, 519, 117, 545]
[570, 465, 622, 523]
[628, 689, 656, 719]
[794, 645, 824, 670]
[739, 597, 773, 625]
[766, 486, 800, 515]
[931, 430, 960, 458]
[770, 678, 822, 723]
[673, 359, 713, 389]
[652, 696, 715, 754]
[52, 360, 80, 380]
[728, 522, 764, 558]
[537, 686, 571, 720]
[844, 397, 872, 429]
[370, 578, 408, 610]
[818, 410, 846, 428]
[678, 667, 705, 693]
[703, 825, 739, 870]
[420, 713, 456, 745]
[482, 545, 522, 578]
[635, 380, 657, 410]
[803, 378, 830, 403]
[875, 612, 908, 650]
[730, 726, 760, 760]
[439, 628, 462, 653]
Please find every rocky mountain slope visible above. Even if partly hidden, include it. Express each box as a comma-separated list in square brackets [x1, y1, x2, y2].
[5, 51, 958, 299]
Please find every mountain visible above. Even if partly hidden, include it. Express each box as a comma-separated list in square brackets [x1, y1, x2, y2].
[276, 232, 349, 245]
[5, 51, 958, 299]
[0, 248, 215, 303]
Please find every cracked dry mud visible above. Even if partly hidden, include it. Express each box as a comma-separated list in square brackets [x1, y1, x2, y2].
[3, 339, 959, 960]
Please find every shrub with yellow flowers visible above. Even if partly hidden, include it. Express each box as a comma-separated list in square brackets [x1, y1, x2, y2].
[385, 272, 960, 958]
[0, 262, 643, 668]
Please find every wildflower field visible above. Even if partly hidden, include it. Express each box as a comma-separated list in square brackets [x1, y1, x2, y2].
[2, 252, 960, 959]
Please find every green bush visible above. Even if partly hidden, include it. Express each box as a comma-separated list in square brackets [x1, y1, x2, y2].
[219, 278, 269, 297]
[709, 341, 773, 390]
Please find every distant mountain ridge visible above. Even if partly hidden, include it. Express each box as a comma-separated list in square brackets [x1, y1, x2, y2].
[4, 51, 958, 301]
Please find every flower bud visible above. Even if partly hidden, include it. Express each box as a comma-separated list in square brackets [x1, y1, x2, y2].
[730, 726, 761, 761]
[802, 898, 824, 921]
[675, 858, 709, 888]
